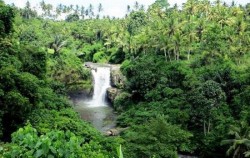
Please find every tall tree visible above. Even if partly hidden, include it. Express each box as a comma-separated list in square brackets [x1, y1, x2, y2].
[98, 3, 103, 13]
[0, 0, 15, 36]
[127, 5, 131, 13]
[88, 4, 94, 18]
[49, 35, 67, 57]
[134, 1, 139, 10]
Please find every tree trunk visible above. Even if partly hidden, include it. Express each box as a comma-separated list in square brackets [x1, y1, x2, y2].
[208, 119, 211, 134]
[167, 50, 171, 62]
[187, 49, 190, 60]
[177, 46, 180, 61]
[203, 120, 206, 136]
[164, 48, 167, 61]
[174, 47, 177, 60]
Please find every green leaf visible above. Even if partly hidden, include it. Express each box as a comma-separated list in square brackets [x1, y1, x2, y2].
[35, 149, 44, 158]
[48, 154, 55, 158]
[117, 145, 123, 158]
[49, 146, 57, 154]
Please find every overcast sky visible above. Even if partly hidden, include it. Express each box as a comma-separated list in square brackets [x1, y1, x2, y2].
[4, 0, 250, 18]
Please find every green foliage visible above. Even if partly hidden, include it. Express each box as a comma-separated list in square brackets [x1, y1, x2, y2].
[118, 50, 249, 157]
[28, 109, 100, 137]
[20, 48, 47, 78]
[27, 108, 122, 157]
[127, 11, 147, 35]
[117, 98, 190, 128]
[114, 92, 132, 111]
[109, 48, 125, 64]
[117, 145, 123, 158]
[121, 55, 190, 101]
[233, 85, 250, 121]
[0, 2, 15, 36]
[66, 13, 80, 22]
[93, 51, 108, 63]
[47, 50, 92, 93]
[153, 0, 170, 9]
[0, 1, 250, 158]
[0, 63, 70, 139]
[188, 80, 226, 129]
[1, 124, 109, 158]
[81, 43, 104, 61]
[221, 121, 250, 158]
[0, 2, 121, 158]
[122, 116, 192, 158]
[121, 55, 164, 100]
[0, 40, 72, 139]
[49, 35, 67, 57]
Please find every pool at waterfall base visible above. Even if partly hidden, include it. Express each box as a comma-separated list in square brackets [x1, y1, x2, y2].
[70, 65, 117, 132]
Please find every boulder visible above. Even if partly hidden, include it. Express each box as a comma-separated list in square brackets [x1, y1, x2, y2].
[105, 127, 129, 136]
[107, 87, 120, 103]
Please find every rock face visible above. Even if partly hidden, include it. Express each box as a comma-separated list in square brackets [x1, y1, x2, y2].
[110, 65, 126, 89]
[107, 87, 120, 103]
[107, 65, 126, 104]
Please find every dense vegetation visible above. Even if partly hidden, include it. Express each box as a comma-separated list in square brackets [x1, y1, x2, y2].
[1, 0, 250, 157]
[0, 1, 121, 157]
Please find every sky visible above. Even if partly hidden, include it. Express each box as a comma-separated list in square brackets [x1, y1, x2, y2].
[4, 0, 250, 18]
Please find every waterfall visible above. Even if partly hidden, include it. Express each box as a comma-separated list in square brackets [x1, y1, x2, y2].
[88, 67, 111, 107]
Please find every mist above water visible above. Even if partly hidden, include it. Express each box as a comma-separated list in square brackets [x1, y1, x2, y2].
[70, 65, 116, 132]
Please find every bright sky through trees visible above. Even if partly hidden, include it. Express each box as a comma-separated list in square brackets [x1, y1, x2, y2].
[5, 0, 250, 17]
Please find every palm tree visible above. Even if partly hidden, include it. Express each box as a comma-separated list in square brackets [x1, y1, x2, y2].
[58, 4, 63, 13]
[221, 122, 250, 158]
[195, 18, 205, 42]
[245, 151, 250, 157]
[85, 9, 89, 17]
[183, 0, 198, 20]
[40, 0, 46, 12]
[50, 35, 67, 57]
[88, 4, 94, 18]
[23, 1, 31, 19]
[182, 18, 197, 60]
[139, 5, 145, 11]
[61, 5, 67, 13]
[199, 0, 211, 18]
[172, 31, 182, 60]
[127, 5, 131, 13]
[55, 5, 62, 18]
[80, 6, 85, 19]
[74, 5, 80, 15]
[134, 1, 139, 11]
[69, 4, 73, 12]
[98, 3, 103, 13]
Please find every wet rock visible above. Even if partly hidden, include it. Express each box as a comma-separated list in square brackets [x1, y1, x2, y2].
[107, 87, 121, 103]
[110, 65, 126, 89]
[105, 127, 129, 136]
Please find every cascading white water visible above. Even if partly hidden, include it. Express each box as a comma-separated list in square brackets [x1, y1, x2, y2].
[70, 64, 116, 131]
[88, 67, 111, 107]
